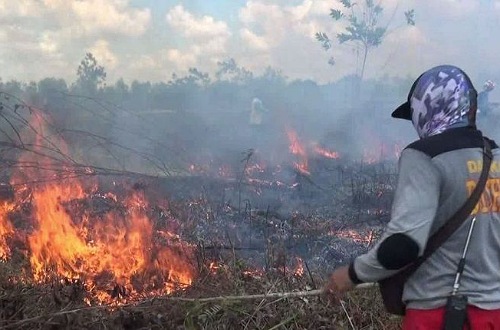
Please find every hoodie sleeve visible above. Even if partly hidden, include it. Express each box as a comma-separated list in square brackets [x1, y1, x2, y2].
[349, 148, 442, 283]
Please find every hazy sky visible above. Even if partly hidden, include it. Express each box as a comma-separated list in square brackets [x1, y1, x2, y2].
[1, 0, 500, 86]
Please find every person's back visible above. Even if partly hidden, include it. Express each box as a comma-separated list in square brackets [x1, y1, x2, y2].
[401, 128, 500, 310]
[383, 66, 500, 328]
[324, 65, 500, 329]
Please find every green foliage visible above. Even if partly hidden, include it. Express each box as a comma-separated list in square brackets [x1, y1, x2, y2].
[336, 2, 386, 48]
[330, 9, 343, 20]
[405, 9, 416, 26]
[215, 58, 253, 84]
[75, 53, 107, 95]
[340, 0, 353, 8]
[261, 66, 287, 83]
[38, 78, 68, 95]
[169, 68, 211, 87]
[114, 78, 129, 93]
[315, 32, 332, 50]
[317, 0, 415, 81]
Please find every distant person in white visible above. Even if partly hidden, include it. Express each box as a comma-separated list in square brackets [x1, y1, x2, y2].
[249, 97, 268, 126]
[477, 80, 496, 116]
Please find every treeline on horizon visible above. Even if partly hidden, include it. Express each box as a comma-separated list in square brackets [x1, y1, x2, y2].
[1, 55, 413, 116]
[0, 54, 421, 176]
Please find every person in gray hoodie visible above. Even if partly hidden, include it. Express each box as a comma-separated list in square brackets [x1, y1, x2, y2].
[324, 65, 500, 329]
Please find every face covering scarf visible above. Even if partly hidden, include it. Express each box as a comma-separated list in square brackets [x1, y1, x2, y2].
[410, 66, 474, 139]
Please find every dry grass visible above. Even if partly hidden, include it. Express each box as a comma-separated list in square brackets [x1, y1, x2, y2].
[0, 256, 402, 330]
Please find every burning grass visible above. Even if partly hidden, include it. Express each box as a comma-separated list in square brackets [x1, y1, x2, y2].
[0, 94, 402, 329]
[0, 169, 399, 329]
[0, 180, 197, 304]
[0, 255, 402, 330]
[0, 104, 199, 308]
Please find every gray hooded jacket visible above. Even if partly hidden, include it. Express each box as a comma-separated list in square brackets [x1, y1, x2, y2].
[349, 127, 500, 309]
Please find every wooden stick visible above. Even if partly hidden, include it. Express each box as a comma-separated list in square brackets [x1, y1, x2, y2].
[158, 283, 376, 303]
[164, 289, 323, 302]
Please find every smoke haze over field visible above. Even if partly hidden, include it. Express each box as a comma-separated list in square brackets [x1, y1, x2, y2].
[0, 0, 499, 178]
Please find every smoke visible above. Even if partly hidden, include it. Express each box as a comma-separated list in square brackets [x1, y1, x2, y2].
[3, 65, 498, 212]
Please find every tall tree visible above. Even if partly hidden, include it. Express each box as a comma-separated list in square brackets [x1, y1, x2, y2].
[74, 52, 107, 95]
[215, 58, 253, 84]
[316, 0, 415, 81]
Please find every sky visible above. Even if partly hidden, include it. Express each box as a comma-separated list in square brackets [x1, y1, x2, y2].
[1, 0, 500, 86]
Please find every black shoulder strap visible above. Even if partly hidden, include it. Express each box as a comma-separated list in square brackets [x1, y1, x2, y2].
[415, 137, 493, 267]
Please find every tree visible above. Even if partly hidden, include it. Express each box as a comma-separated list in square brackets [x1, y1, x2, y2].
[165, 68, 211, 112]
[215, 58, 253, 84]
[2, 80, 23, 97]
[74, 52, 107, 95]
[130, 80, 152, 110]
[38, 78, 68, 95]
[316, 0, 415, 81]
[168, 68, 211, 88]
[38, 78, 68, 106]
[103, 78, 129, 107]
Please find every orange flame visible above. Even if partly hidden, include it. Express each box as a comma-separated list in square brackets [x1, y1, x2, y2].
[313, 145, 340, 159]
[286, 129, 310, 175]
[294, 257, 304, 277]
[0, 201, 15, 260]
[24, 180, 195, 303]
[6, 110, 196, 303]
[329, 229, 375, 245]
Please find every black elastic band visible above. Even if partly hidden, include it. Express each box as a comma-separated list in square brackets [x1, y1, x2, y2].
[348, 261, 363, 284]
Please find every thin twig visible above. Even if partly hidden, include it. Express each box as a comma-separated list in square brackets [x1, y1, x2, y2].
[340, 299, 356, 330]
[304, 260, 316, 289]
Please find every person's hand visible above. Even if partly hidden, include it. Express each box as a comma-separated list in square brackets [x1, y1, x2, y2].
[323, 265, 355, 303]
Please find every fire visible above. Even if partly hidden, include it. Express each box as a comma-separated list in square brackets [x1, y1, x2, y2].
[242, 267, 264, 279]
[329, 229, 375, 245]
[287, 129, 306, 156]
[294, 257, 304, 277]
[0, 201, 15, 260]
[23, 183, 195, 303]
[209, 261, 220, 274]
[313, 145, 340, 159]
[1, 110, 196, 304]
[286, 128, 341, 175]
[286, 128, 310, 175]
[245, 161, 266, 176]
[187, 128, 343, 182]
[24, 185, 195, 304]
